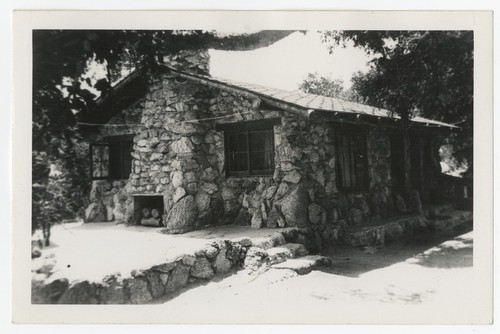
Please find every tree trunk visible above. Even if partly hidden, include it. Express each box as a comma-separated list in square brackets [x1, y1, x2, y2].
[43, 221, 51, 247]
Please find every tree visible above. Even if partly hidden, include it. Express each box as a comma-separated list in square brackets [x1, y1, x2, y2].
[32, 30, 295, 244]
[299, 72, 363, 102]
[321, 31, 473, 197]
[299, 72, 345, 98]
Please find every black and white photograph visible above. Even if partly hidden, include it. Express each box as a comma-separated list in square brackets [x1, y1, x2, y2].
[10, 10, 493, 325]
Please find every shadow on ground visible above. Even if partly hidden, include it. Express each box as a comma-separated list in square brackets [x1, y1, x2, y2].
[320, 221, 473, 278]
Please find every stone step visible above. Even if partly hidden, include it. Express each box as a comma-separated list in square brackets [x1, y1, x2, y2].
[244, 242, 310, 271]
[266, 242, 311, 264]
[271, 255, 332, 275]
[424, 204, 454, 218]
[266, 247, 294, 265]
[347, 210, 473, 247]
[430, 210, 473, 231]
[348, 215, 427, 247]
[281, 243, 309, 258]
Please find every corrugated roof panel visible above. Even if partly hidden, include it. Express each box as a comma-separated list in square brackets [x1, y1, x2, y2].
[289, 94, 315, 106]
[184, 72, 458, 129]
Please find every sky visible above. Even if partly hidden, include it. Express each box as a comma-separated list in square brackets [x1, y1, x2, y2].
[79, 31, 372, 98]
[209, 31, 372, 91]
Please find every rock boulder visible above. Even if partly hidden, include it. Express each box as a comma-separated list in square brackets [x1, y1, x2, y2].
[164, 195, 198, 234]
[281, 186, 308, 227]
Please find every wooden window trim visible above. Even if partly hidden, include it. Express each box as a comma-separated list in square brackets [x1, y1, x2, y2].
[216, 118, 281, 132]
[222, 119, 278, 178]
[90, 135, 134, 181]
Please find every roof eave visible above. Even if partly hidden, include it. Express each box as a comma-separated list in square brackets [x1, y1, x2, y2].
[308, 109, 460, 131]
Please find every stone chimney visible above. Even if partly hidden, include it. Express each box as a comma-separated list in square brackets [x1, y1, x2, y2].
[163, 49, 210, 76]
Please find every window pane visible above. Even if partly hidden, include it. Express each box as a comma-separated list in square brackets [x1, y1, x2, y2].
[92, 160, 109, 178]
[92, 147, 100, 160]
[104, 140, 133, 179]
[228, 132, 248, 152]
[228, 152, 248, 172]
[249, 130, 269, 151]
[91, 144, 110, 179]
[109, 142, 121, 178]
[121, 141, 133, 178]
[92, 162, 101, 178]
[352, 134, 368, 190]
[250, 152, 266, 170]
[249, 129, 274, 173]
[227, 131, 249, 173]
[237, 152, 248, 171]
[337, 135, 351, 188]
[335, 131, 368, 191]
[92, 145, 109, 161]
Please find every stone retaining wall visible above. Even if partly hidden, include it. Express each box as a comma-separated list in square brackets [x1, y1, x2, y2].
[31, 228, 316, 304]
[32, 238, 247, 304]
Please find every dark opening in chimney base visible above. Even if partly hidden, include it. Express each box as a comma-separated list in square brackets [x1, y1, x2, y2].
[132, 195, 164, 227]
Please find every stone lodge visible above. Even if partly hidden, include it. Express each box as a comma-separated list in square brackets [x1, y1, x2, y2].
[81, 50, 463, 239]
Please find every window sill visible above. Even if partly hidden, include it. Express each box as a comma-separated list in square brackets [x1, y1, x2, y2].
[226, 174, 274, 179]
[337, 189, 370, 195]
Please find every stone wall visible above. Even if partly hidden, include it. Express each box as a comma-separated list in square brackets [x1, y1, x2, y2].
[366, 128, 394, 217]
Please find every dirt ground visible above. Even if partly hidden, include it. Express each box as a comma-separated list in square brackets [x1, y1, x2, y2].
[150, 222, 478, 324]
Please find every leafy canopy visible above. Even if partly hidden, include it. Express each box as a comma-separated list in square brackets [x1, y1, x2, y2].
[298, 72, 357, 101]
[321, 31, 473, 169]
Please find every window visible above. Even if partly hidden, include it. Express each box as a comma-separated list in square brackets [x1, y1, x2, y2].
[334, 125, 369, 191]
[218, 119, 280, 177]
[90, 135, 133, 180]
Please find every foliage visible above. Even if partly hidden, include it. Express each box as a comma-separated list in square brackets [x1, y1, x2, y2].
[322, 31, 473, 176]
[298, 72, 359, 101]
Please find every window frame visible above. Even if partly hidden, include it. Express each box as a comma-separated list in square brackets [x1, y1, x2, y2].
[333, 123, 370, 192]
[90, 134, 134, 181]
[218, 118, 280, 178]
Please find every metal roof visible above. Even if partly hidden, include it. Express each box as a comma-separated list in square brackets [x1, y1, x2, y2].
[197, 74, 459, 129]
[96, 65, 459, 129]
